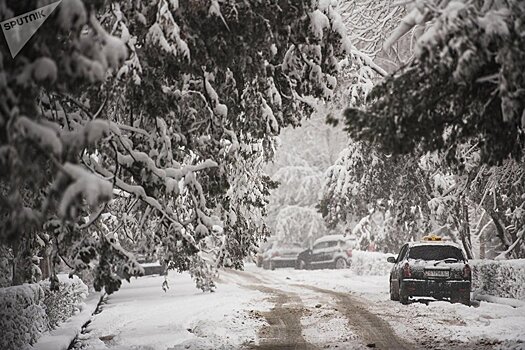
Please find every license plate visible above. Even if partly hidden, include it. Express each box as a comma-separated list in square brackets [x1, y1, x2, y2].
[425, 269, 449, 278]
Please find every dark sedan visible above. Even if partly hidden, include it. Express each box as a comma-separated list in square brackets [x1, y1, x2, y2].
[387, 237, 471, 306]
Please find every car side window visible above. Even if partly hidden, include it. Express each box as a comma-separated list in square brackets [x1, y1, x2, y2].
[326, 241, 338, 248]
[313, 242, 326, 250]
[397, 245, 408, 263]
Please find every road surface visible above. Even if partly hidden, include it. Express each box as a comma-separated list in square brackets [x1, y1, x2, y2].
[73, 265, 525, 350]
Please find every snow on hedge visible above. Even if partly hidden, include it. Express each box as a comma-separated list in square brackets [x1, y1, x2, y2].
[0, 275, 89, 350]
[350, 250, 393, 276]
[40, 275, 89, 328]
[471, 259, 525, 301]
[0, 283, 48, 350]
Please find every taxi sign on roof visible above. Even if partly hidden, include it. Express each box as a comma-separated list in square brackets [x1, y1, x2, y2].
[421, 234, 443, 242]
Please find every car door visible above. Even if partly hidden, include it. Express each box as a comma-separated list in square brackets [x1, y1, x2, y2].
[322, 240, 339, 264]
[310, 242, 328, 265]
[391, 244, 408, 286]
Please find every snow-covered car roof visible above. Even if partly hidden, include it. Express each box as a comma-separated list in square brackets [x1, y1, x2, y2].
[407, 241, 462, 249]
[314, 234, 356, 244]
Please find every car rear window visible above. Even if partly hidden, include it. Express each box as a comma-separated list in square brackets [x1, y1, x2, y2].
[279, 243, 301, 249]
[408, 245, 465, 261]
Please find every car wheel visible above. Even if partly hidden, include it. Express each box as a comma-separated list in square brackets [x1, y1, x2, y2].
[295, 259, 306, 270]
[270, 261, 275, 270]
[390, 280, 399, 301]
[451, 292, 470, 306]
[461, 295, 471, 307]
[399, 284, 409, 305]
[334, 257, 347, 269]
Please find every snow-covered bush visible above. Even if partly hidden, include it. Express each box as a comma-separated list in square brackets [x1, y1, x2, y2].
[0, 284, 48, 350]
[0, 275, 88, 349]
[350, 250, 393, 276]
[40, 274, 89, 329]
[471, 259, 525, 300]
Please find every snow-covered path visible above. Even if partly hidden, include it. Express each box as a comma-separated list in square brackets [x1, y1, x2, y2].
[76, 264, 525, 350]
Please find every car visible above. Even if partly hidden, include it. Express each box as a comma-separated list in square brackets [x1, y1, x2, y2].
[135, 254, 167, 276]
[262, 242, 303, 270]
[255, 240, 275, 267]
[387, 235, 471, 306]
[295, 235, 355, 270]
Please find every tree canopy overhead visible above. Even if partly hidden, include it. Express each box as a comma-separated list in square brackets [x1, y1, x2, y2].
[344, 0, 525, 165]
[0, 0, 352, 291]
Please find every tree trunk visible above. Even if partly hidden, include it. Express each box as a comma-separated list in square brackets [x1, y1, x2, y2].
[454, 198, 473, 259]
[460, 197, 474, 259]
[489, 210, 511, 250]
[479, 231, 486, 259]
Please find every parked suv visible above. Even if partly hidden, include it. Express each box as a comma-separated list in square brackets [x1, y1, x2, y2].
[387, 236, 471, 306]
[295, 235, 355, 270]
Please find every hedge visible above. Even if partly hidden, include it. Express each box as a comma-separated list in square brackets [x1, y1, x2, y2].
[0, 275, 88, 350]
[471, 259, 525, 301]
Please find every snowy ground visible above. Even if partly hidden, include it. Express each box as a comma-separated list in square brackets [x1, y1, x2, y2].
[77, 271, 269, 350]
[72, 264, 525, 350]
[251, 265, 525, 349]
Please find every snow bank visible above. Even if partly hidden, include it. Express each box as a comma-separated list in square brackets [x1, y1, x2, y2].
[32, 292, 102, 350]
[471, 259, 525, 301]
[0, 275, 90, 350]
[350, 250, 393, 276]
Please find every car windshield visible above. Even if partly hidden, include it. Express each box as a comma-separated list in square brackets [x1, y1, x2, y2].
[408, 245, 465, 261]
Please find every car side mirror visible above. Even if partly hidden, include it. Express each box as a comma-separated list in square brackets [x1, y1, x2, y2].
[387, 256, 396, 263]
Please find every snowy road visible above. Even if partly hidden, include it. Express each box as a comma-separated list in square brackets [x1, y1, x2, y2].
[227, 269, 409, 350]
[77, 265, 525, 350]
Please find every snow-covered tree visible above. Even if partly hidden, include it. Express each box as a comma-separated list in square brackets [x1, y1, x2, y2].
[0, 0, 352, 291]
[265, 112, 347, 247]
[469, 159, 525, 258]
[340, 0, 525, 257]
[344, 0, 525, 164]
[320, 140, 432, 252]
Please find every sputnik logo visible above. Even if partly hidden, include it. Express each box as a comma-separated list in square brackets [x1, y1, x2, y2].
[1, 1, 62, 58]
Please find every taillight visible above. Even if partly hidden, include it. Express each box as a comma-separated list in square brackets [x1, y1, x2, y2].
[463, 264, 471, 279]
[272, 251, 280, 258]
[346, 248, 353, 257]
[403, 263, 412, 278]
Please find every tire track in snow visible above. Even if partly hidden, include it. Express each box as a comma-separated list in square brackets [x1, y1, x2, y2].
[221, 269, 318, 349]
[298, 284, 413, 350]
[246, 285, 318, 350]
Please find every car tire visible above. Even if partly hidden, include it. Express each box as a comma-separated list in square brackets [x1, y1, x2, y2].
[399, 284, 409, 305]
[461, 296, 471, 307]
[334, 257, 347, 269]
[451, 292, 471, 306]
[390, 280, 399, 301]
[270, 261, 275, 270]
[295, 259, 306, 270]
